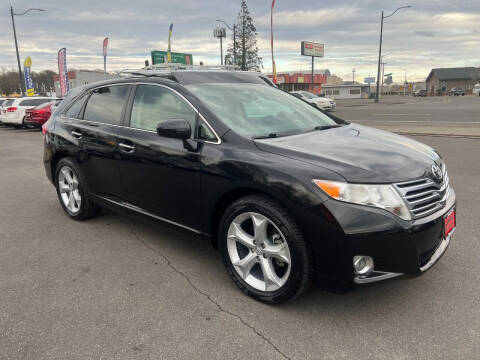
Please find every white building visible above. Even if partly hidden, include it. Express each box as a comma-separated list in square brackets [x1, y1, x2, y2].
[321, 84, 370, 99]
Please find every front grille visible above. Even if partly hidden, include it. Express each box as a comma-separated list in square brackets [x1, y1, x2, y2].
[394, 164, 450, 219]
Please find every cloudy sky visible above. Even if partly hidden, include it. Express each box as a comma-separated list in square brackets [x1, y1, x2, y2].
[1, 0, 479, 82]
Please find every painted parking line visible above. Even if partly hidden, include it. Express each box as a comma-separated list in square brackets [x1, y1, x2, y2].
[353, 120, 480, 124]
[372, 113, 433, 116]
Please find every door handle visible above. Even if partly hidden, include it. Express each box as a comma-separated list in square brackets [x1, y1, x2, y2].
[119, 142, 135, 153]
[71, 130, 82, 138]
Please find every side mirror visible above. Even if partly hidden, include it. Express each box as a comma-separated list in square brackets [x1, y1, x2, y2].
[156, 119, 191, 140]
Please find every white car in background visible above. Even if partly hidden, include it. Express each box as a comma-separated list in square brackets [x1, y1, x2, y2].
[290, 91, 336, 111]
[0, 97, 57, 127]
[473, 84, 480, 96]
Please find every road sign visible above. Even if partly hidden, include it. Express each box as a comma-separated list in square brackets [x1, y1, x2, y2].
[364, 77, 375, 84]
[301, 41, 324, 57]
[151, 50, 193, 65]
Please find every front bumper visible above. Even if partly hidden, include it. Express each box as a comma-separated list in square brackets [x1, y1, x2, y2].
[302, 188, 456, 287]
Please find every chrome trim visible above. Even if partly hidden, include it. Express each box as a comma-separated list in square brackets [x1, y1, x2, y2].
[60, 82, 222, 145]
[394, 163, 450, 219]
[420, 227, 455, 272]
[354, 271, 402, 284]
[98, 196, 205, 235]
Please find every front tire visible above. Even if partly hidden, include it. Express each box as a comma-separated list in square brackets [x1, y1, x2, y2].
[55, 157, 100, 220]
[219, 195, 312, 304]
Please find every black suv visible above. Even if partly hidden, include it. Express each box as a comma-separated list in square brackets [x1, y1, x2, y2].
[43, 70, 456, 304]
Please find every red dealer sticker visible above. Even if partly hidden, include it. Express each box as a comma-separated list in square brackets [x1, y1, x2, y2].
[444, 209, 456, 238]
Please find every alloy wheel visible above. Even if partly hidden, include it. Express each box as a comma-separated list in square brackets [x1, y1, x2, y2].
[58, 165, 81, 214]
[227, 212, 291, 292]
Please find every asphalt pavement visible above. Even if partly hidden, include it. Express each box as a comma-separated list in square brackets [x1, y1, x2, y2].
[0, 121, 479, 359]
[334, 95, 480, 137]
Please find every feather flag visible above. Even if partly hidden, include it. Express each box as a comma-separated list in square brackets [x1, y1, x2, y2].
[271, 0, 277, 84]
[167, 23, 173, 63]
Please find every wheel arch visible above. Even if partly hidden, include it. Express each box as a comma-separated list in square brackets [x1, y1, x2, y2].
[209, 187, 311, 251]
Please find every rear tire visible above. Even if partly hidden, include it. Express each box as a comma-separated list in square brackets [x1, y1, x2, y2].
[55, 157, 101, 220]
[219, 195, 312, 304]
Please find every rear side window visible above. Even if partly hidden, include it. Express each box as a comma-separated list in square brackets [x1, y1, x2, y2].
[19, 99, 50, 107]
[83, 85, 129, 125]
[129, 85, 196, 132]
[65, 95, 87, 118]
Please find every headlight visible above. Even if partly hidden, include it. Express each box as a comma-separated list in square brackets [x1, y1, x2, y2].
[313, 179, 411, 220]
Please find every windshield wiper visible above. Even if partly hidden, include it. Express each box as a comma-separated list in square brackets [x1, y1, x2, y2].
[313, 124, 344, 131]
[252, 133, 279, 139]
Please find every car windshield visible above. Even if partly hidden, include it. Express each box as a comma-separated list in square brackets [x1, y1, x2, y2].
[300, 92, 318, 99]
[186, 83, 338, 138]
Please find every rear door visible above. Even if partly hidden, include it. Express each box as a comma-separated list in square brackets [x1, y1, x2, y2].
[115, 83, 203, 230]
[57, 84, 131, 200]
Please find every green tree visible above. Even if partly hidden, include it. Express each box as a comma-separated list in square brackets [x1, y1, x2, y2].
[226, 0, 262, 71]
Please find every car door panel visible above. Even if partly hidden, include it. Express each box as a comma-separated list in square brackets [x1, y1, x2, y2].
[116, 84, 202, 230]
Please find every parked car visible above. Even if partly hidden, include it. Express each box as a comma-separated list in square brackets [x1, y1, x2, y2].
[413, 89, 427, 97]
[24, 101, 56, 129]
[290, 91, 336, 111]
[448, 87, 465, 96]
[0, 96, 57, 127]
[43, 71, 456, 304]
[473, 84, 480, 96]
[0, 98, 16, 125]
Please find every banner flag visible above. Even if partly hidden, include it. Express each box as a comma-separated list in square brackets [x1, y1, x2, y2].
[103, 37, 109, 77]
[24, 56, 35, 96]
[57, 48, 70, 97]
[167, 23, 173, 63]
[271, 0, 277, 84]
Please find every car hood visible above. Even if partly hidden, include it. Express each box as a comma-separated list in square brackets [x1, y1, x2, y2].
[254, 123, 442, 183]
[312, 98, 331, 104]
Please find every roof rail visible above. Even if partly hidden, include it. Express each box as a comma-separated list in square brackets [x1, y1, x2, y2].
[117, 63, 255, 78]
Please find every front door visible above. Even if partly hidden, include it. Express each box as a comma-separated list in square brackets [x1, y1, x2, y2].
[116, 84, 202, 230]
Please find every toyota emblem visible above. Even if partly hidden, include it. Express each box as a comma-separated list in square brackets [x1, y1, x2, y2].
[432, 164, 443, 182]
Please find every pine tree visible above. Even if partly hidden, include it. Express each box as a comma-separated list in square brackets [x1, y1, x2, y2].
[226, 0, 262, 71]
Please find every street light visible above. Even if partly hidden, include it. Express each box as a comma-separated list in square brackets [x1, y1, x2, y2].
[216, 19, 236, 66]
[10, 6, 46, 96]
[374, 6, 411, 103]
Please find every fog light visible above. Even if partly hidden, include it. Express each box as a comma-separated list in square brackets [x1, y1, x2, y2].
[353, 255, 374, 276]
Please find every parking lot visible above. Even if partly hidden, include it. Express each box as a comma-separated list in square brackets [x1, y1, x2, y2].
[335, 95, 480, 137]
[1, 98, 479, 359]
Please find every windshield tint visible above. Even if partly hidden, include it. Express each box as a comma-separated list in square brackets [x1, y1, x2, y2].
[186, 83, 337, 138]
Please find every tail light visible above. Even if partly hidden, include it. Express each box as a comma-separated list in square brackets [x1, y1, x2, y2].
[42, 123, 47, 135]
[7, 106, 17, 112]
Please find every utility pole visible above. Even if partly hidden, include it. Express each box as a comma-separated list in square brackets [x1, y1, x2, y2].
[10, 6, 24, 96]
[10, 6, 46, 97]
[352, 68, 356, 84]
[404, 69, 407, 96]
[311, 57, 314, 92]
[375, 6, 412, 103]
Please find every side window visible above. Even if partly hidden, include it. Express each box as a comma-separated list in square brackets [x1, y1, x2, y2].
[83, 85, 129, 125]
[130, 85, 197, 132]
[197, 121, 217, 142]
[65, 95, 87, 118]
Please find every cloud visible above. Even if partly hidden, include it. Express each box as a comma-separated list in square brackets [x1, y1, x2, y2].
[0, 0, 479, 83]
